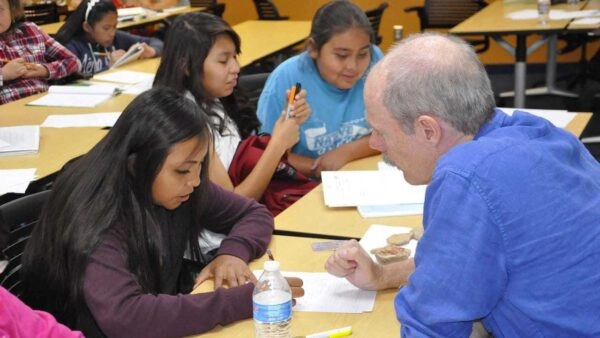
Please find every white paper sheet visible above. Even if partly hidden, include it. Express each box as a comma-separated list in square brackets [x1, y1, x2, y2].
[0, 125, 39, 156]
[253, 270, 376, 313]
[321, 170, 426, 207]
[505, 9, 600, 20]
[42, 112, 121, 128]
[0, 169, 37, 195]
[93, 70, 155, 85]
[27, 85, 119, 108]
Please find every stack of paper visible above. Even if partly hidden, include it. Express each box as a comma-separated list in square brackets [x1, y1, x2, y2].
[321, 165, 426, 218]
[0, 125, 40, 156]
[42, 112, 121, 128]
[27, 84, 120, 108]
[92, 70, 155, 95]
[0, 168, 37, 195]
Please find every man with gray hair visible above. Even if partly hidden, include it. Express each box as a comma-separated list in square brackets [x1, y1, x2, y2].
[325, 33, 600, 337]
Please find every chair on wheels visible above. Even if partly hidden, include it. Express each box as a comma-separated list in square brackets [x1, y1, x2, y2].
[555, 31, 600, 89]
[0, 190, 51, 298]
[405, 0, 490, 53]
[23, 2, 59, 25]
[253, 0, 289, 21]
[364, 2, 389, 46]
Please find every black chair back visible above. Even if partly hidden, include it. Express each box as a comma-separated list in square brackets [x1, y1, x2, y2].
[0, 190, 51, 298]
[364, 2, 389, 45]
[189, 1, 225, 17]
[238, 72, 270, 111]
[253, 0, 289, 20]
[23, 2, 59, 25]
[405, 0, 489, 53]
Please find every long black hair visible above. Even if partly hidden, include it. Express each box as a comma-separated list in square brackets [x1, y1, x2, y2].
[21, 87, 212, 328]
[55, 0, 117, 45]
[153, 12, 260, 139]
[5, 0, 24, 31]
[310, 0, 374, 51]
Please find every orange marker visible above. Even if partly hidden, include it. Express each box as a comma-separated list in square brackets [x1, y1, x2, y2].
[285, 82, 301, 119]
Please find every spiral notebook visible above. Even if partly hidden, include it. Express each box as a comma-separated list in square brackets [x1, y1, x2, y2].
[110, 43, 144, 69]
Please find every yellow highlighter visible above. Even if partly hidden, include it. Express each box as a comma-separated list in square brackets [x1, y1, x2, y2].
[303, 326, 352, 338]
[285, 82, 302, 119]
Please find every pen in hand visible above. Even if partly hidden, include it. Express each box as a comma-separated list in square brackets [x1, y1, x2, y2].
[285, 82, 301, 119]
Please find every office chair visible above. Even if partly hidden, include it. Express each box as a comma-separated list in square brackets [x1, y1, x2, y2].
[253, 0, 289, 21]
[23, 2, 59, 25]
[0, 190, 51, 298]
[364, 2, 389, 46]
[238, 72, 271, 111]
[555, 31, 600, 89]
[189, 0, 225, 17]
[405, 0, 490, 53]
[207, 3, 226, 17]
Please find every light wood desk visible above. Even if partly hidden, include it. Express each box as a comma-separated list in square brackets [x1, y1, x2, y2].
[232, 20, 311, 67]
[0, 93, 134, 178]
[450, 1, 587, 108]
[192, 235, 399, 338]
[39, 6, 204, 36]
[274, 112, 593, 239]
[118, 20, 312, 70]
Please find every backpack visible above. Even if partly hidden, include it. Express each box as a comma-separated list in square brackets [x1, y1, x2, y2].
[228, 135, 319, 216]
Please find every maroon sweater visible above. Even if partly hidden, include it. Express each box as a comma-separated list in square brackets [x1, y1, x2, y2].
[81, 182, 273, 337]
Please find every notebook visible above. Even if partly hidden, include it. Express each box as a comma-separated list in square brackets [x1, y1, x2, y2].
[0, 125, 40, 156]
[27, 84, 120, 108]
[110, 43, 144, 69]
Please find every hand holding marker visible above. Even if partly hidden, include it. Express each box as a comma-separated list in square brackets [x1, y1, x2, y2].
[285, 82, 302, 119]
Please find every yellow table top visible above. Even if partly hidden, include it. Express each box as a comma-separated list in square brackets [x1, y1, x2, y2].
[450, 1, 587, 35]
[567, 0, 600, 31]
[233, 20, 311, 67]
[39, 6, 204, 35]
[274, 112, 592, 239]
[190, 234, 399, 338]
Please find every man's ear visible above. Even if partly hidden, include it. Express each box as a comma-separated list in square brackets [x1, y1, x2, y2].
[307, 38, 318, 59]
[415, 115, 442, 145]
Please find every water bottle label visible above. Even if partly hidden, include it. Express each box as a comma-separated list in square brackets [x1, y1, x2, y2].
[253, 300, 292, 323]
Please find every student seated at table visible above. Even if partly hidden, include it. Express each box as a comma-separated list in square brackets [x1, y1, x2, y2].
[153, 12, 312, 217]
[0, 0, 80, 104]
[325, 33, 600, 337]
[256, 0, 383, 178]
[20, 87, 304, 337]
[55, 0, 163, 77]
[1, 263, 84, 338]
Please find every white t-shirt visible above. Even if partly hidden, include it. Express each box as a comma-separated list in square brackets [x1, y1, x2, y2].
[210, 102, 241, 171]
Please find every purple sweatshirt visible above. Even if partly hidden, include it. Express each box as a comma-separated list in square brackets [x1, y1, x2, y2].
[81, 182, 273, 337]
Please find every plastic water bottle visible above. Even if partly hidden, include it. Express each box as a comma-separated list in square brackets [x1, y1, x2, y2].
[537, 0, 550, 25]
[253, 260, 292, 338]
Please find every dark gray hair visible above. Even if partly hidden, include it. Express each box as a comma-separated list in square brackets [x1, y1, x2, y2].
[379, 33, 495, 134]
